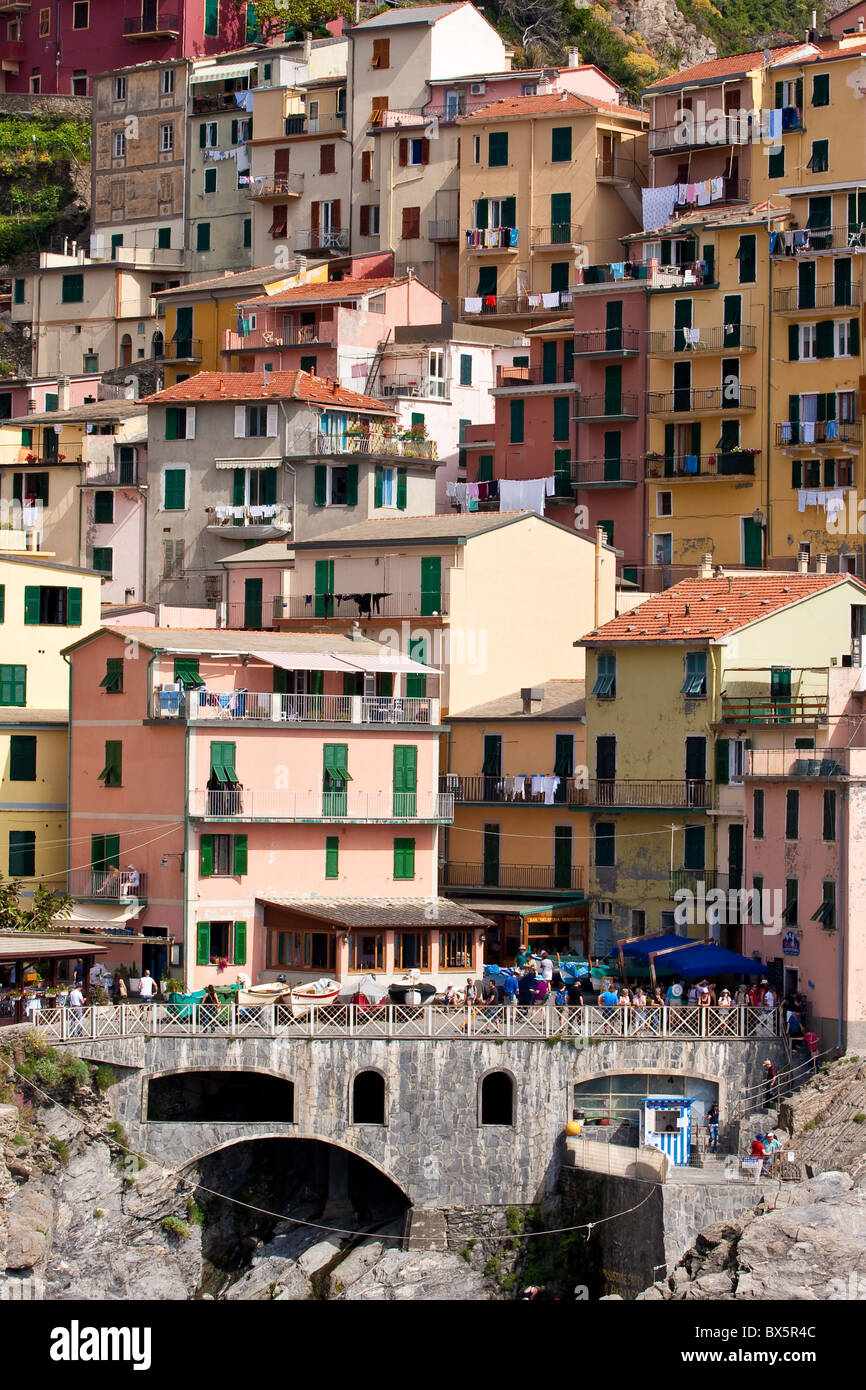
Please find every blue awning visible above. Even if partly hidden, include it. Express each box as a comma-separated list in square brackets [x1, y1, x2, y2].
[650, 942, 764, 978]
[620, 932, 689, 962]
[646, 1097, 694, 1110]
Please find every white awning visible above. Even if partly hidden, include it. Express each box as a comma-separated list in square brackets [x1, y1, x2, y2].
[215, 458, 281, 470]
[191, 63, 257, 83]
[340, 652, 441, 675]
[250, 649, 358, 673]
[54, 903, 140, 927]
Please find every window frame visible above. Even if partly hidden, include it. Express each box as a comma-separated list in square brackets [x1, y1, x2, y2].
[681, 650, 707, 698]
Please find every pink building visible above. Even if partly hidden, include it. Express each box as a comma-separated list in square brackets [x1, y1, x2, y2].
[0, 0, 248, 96]
[64, 624, 486, 990]
[743, 664, 866, 1049]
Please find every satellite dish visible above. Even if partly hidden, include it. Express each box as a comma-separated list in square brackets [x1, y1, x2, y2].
[763, 48, 772, 63]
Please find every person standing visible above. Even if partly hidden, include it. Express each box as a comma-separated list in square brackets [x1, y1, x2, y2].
[68, 982, 85, 1037]
[516, 944, 532, 969]
[138, 969, 158, 1003]
[763, 1058, 778, 1109]
[707, 1102, 720, 1154]
[517, 969, 537, 1007]
[464, 977, 478, 1007]
[538, 952, 554, 984]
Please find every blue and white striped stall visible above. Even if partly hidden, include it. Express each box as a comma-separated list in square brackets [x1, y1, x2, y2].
[641, 1096, 694, 1167]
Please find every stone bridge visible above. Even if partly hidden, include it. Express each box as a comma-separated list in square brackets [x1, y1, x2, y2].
[63, 1029, 787, 1208]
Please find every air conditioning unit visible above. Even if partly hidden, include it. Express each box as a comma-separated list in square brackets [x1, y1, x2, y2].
[470, 82, 486, 95]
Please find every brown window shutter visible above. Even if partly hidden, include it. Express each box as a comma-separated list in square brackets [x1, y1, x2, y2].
[274, 148, 290, 179]
[332, 199, 341, 231]
[360, 205, 370, 236]
[398, 138, 408, 167]
[320, 144, 335, 175]
[310, 201, 320, 239]
[402, 206, 420, 240]
[421, 138, 430, 165]
[361, 150, 372, 182]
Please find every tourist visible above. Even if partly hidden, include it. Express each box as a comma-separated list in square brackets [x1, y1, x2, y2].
[464, 977, 478, 1007]
[516, 944, 532, 968]
[632, 985, 648, 1029]
[665, 978, 683, 1008]
[717, 988, 733, 1009]
[502, 973, 519, 1007]
[763, 1058, 778, 1108]
[534, 976, 550, 1004]
[517, 969, 537, 1007]
[735, 981, 751, 1007]
[707, 1102, 720, 1154]
[785, 1004, 805, 1044]
[687, 981, 700, 1006]
[482, 978, 499, 1020]
[538, 951, 554, 983]
[762, 979, 776, 1012]
[114, 972, 128, 1004]
[598, 980, 619, 1033]
[750, 1134, 766, 1159]
[201, 983, 219, 1033]
[554, 981, 568, 1006]
[443, 983, 458, 1007]
[68, 981, 85, 1037]
[749, 979, 765, 1008]
[138, 969, 158, 1003]
[697, 979, 713, 1007]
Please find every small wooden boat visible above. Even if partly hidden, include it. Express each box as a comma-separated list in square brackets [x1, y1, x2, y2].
[289, 978, 341, 1015]
[388, 978, 437, 1006]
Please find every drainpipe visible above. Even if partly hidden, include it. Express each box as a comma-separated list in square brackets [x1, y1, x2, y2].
[277, 398, 298, 549]
[62, 652, 72, 886]
[838, 777, 847, 1051]
[184, 717, 191, 991]
[764, 247, 772, 558]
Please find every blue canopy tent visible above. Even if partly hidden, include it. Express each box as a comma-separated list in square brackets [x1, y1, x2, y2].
[617, 932, 689, 982]
[649, 940, 764, 985]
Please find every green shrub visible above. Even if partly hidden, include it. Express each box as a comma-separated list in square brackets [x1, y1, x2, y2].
[500, 1272, 518, 1292]
[484, 1256, 500, 1278]
[161, 1216, 190, 1242]
[186, 1200, 204, 1228]
[853, 1114, 866, 1124]
[505, 1205, 522, 1235]
[93, 1065, 117, 1094]
[93, 1209, 104, 1219]
[49, 1136, 70, 1165]
[12, 1134, 28, 1147]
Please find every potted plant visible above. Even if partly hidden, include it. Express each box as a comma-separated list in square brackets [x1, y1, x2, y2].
[162, 977, 184, 997]
[210, 955, 230, 974]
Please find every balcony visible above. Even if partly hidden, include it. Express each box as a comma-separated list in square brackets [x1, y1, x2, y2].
[530, 223, 582, 249]
[595, 154, 647, 185]
[0, 526, 42, 553]
[439, 861, 584, 893]
[68, 869, 147, 902]
[273, 591, 448, 621]
[574, 260, 716, 292]
[206, 503, 292, 536]
[645, 451, 758, 480]
[245, 174, 304, 201]
[464, 228, 519, 252]
[0, 1, 30, 11]
[574, 393, 640, 421]
[669, 868, 730, 894]
[427, 219, 459, 242]
[461, 294, 569, 317]
[285, 113, 346, 136]
[573, 329, 640, 357]
[156, 339, 203, 363]
[313, 432, 437, 461]
[494, 364, 575, 389]
[84, 460, 141, 487]
[152, 688, 439, 725]
[294, 228, 350, 253]
[222, 323, 333, 353]
[377, 374, 450, 401]
[771, 226, 866, 255]
[647, 324, 757, 356]
[646, 386, 756, 417]
[192, 93, 245, 116]
[775, 420, 861, 448]
[720, 694, 828, 725]
[572, 779, 711, 808]
[189, 788, 454, 823]
[24, 448, 83, 463]
[571, 458, 639, 488]
[123, 10, 179, 37]
[649, 115, 753, 155]
[772, 284, 863, 313]
[440, 774, 584, 804]
[745, 749, 845, 778]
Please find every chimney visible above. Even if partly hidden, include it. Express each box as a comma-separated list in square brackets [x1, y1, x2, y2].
[816, 553, 828, 574]
[811, 7, 817, 26]
[698, 553, 713, 579]
[859, 15, 865, 30]
[521, 686, 544, 715]
[303, 31, 313, 62]
[797, 551, 809, 575]
[56, 375, 70, 411]
[568, 46, 581, 67]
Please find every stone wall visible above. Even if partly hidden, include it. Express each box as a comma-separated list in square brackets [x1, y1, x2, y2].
[0, 95, 91, 118]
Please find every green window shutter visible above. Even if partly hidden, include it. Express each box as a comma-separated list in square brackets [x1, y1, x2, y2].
[683, 825, 705, 871]
[850, 317, 860, 355]
[551, 125, 571, 161]
[196, 922, 211, 965]
[554, 449, 571, 489]
[199, 122, 207, 148]
[474, 197, 488, 230]
[232, 828, 246, 872]
[394, 837, 415, 879]
[196, 222, 211, 252]
[795, 77, 803, 109]
[205, 0, 218, 34]
[200, 834, 213, 878]
[325, 836, 339, 878]
[100, 656, 123, 692]
[510, 399, 524, 443]
[164, 469, 186, 510]
[9, 830, 35, 877]
[737, 234, 756, 284]
[550, 191, 571, 228]
[233, 921, 247, 965]
[165, 407, 178, 441]
[488, 131, 508, 166]
[346, 463, 359, 506]
[9, 735, 36, 781]
[13, 278, 24, 304]
[244, 218, 251, 248]
[477, 455, 493, 482]
[774, 81, 783, 108]
[788, 323, 799, 361]
[460, 353, 472, 386]
[314, 464, 327, 506]
[67, 587, 82, 626]
[23, 586, 40, 625]
[768, 145, 784, 179]
[396, 467, 407, 511]
[791, 459, 802, 489]
[420, 555, 442, 615]
[0, 585, 5, 623]
[598, 519, 613, 545]
[374, 465, 384, 508]
[263, 468, 277, 505]
[233, 468, 245, 506]
[715, 737, 729, 785]
[816, 319, 834, 358]
[204, 167, 217, 194]
[603, 432, 621, 481]
[0, 665, 26, 705]
[94, 491, 114, 524]
[553, 396, 569, 441]
[174, 658, 203, 688]
[310, 670, 324, 696]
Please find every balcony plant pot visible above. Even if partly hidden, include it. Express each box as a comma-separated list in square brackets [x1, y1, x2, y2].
[128, 978, 141, 994]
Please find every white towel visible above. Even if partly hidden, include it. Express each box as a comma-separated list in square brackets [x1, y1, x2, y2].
[798, 489, 807, 512]
[464, 297, 482, 314]
[543, 475, 556, 496]
[710, 177, 724, 201]
[802, 421, 816, 443]
[542, 775, 560, 805]
[684, 327, 701, 346]
[530, 775, 545, 799]
[695, 180, 711, 206]
[542, 291, 560, 308]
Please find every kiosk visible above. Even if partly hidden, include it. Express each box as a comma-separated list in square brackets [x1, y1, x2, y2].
[641, 1096, 694, 1167]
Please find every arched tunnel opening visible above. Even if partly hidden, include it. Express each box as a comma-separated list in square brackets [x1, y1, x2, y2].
[147, 1071, 295, 1123]
[192, 1139, 411, 1297]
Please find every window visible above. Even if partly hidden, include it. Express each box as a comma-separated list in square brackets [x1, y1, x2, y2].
[393, 837, 415, 880]
[72, 70, 88, 96]
[785, 789, 799, 840]
[0, 665, 26, 705]
[348, 933, 383, 971]
[736, 234, 756, 284]
[823, 787, 836, 842]
[9, 830, 35, 878]
[200, 122, 218, 149]
[61, 273, 84, 303]
[39, 8, 49, 35]
[165, 406, 195, 441]
[204, 0, 218, 35]
[552, 126, 572, 162]
[163, 468, 187, 511]
[598, 520, 614, 546]
[13, 279, 24, 305]
[783, 878, 799, 925]
[98, 740, 122, 787]
[401, 206, 420, 240]
[768, 144, 784, 179]
[835, 319, 858, 356]
[92, 547, 113, 577]
[196, 919, 247, 965]
[752, 788, 765, 838]
[509, 399, 524, 444]
[681, 651, 707, 697]
[595, 822, 615, 867]
[243, 217, 251, 248]
[371, 37, 390, 69]
[325, 836, 339, 880]
[94, 491, 114, 525]
[72, 1, 89, 27]
[812, 880, 836, 930]
[114, 75, 127, 101]
[320, 144, 336, 174]
[235, 403, 277, 438]
[473, 135, 481, 164]
[728, 738, 745, 785]
[100, 657, 124, 694]
[160, 124, 174, 153]
[657, 490, 672, 517]
[440, 931, 473, 970]
[361, 150, 373, 182]
[480, 1072, 514, 1126]
[9, 735, 36, 781]
[459, 353, 472, 386]
[23, 586, 82, 627]
[83, 353, 99, 374]
[199, 834, 247, 878]
[488, 131, 508, 166]
[553, 395, 570, 441]
[196, 223, 211, 252]
[29, 70, 41, 95]
[352, 1071, 385, 1124]
[592, 650, 616, 699]
[113, 131, 126, 159]
[683, 825, 705, 871]
[161, 68, 175, 95]
[163, 539, 185, 578]
[811, 72, 829, 106]
[808, 140, 829, 173]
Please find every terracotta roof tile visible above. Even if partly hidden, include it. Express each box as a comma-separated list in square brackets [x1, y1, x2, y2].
[580, 573, 866, 644]
[142, 370, 394, 413]
[461, 92, 646, 120]
[645, 44, 809, 91]
[153, 265, 305, 298]
[241, 276, 409, 308]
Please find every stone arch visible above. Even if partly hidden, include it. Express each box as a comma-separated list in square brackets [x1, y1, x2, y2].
[478, 1068, 516, 1127]
[179, 1131, 412, 1203]
[349, 1068, 388, 1126]
[145, 1067, 295, 1123]
[151, 330, 164, 359]
[571, 1063, 731, 1116]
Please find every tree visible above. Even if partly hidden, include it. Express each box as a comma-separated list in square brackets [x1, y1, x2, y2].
[486, 0, 567, 63]
[0, 875, 72, 934]
[246, 0, 353, 43]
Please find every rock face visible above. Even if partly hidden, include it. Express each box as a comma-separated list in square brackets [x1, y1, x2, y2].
[333, 1248, 492, 1301]
[609, 0, 718, 71]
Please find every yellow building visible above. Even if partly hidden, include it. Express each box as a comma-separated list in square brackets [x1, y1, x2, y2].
[579, 563, 866, 949]
[0, 554, 102, 903]
[456, 91, 647, 328]
[443, 681, 589, 962]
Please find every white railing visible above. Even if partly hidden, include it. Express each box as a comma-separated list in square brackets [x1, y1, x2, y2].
[0, 527, 41, 552]
[188, 788, 455, 821]
[34, 1003, 782, 1043]
[151, 689, 438, 725]
[208, 504, 291, 527]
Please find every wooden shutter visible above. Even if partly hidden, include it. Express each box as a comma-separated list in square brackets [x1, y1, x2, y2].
[23, 586, 40, 625]
[234, 405, 246, 438]
[263, 468, 277, 505]
[346, 463, 359, 506]
[359, 204, 370, 236]
[314, 464, 327, 506]
[266, 404, 278, 437]
[789, 323, 800, 361]
[398, 138, 408, 167]
[233, 921, 247, 964]
[325, 837, 339, 878]
[200, 834, 213, 878]
[274, 147, 290, 178]
[374, 465, 384, 508]
[715, 738, 729, 785]
[332, 199, 341, 231]
[233, 835, 248, 876]
[310, 202, 320, 239]
[396, 467, 407, 510]
[67, 587, 82, 626]
[361, 150, 372, 182]
[421, 138, 430, 164]
[231, 118, 238, 145]
[196, 922, 211, 965]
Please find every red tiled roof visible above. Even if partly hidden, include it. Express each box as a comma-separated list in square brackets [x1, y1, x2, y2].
[645, 45, 809, 91]
[581, 573, 865, 643]
[461, 92, 646, 120]
[142, 371, 395, 413]
[241, 276, 411, 308]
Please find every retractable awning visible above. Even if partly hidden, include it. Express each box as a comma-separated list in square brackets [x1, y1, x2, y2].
[53, 903, 139, 928]
[191, 64, 257, 83]
[250, 650, 358, 673]
[215, 458, 281, 469]
[339, 652, 441, 675]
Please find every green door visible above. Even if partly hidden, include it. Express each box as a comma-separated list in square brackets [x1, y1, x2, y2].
[742, 516, 763, 568]
[835, 257, 852, 307]
[420, 556, 442, 616]
[603, 431, 621, 482]
[550, 191, 571, 241]
[673, 297, 692, 352]
[405, 636, 427, 698]
[605, 299, 622, 351]
[542, 340, 558, 384]
[771, 667, 792, 724]
[174, 306, 193, 357]
[243, 578, 263, 629]
[483, 823, 500, 887]
[482, 733, 502, 798]
[728, 822, 744, 892]
[323, 743, 349, 816]
[798, 260, 816, 310]
[722, 294, 742, 348]
[314, 559, 335, 617]
[393, 745, 417, 817]
[554, 826, 573, 890]
[604, 365, 622, 415]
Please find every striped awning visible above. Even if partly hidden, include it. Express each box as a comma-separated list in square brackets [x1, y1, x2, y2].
[214, 458, 281, 469]
[645, 1097, 694, 1110]
[191, 64, 257, 83]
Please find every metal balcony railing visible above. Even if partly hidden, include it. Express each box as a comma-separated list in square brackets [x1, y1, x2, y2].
[26, 448, 83, 463]
[574, 393, 640, 419]
[84, 461, 140, 486]
[771, 225, 866, 254]
[152, 688, 438, 724]
[669, 868, 730, 893]
[192, 93, 244, 115]
[595, 154, 647, 184]
[123, 10, 179, 35]
[273, 591, 448, 620]
[190, 788, 454, 822]
[158, 339, 202, 362]
[720, 694, 829, 724]
[223, 323, 332, 352]
[440, 774, 584, 803]
[427, 219, 459, 241]
[530, 223, 582, 247]
[649, 115, 754, 153]
[68, 869, 146, 900]
[647, 324, 756, 355]
[207, 503, 291, 528]
[573, 329, 640, 355]
[464, 228, 519, 251]
[245, 174, 304, 200]
[313, 432, 437, 460]
[495, 364, 575, 387]
[439, 861, 584, 892]
[644, 451, 758, 479]
[775, 420, 860, 446]
[294, 228, 349, 252]
[745, 749, 844, 778]
[461, 294, 567, 317]
[646, 386, 757, 415]
[377, 375, 450, 400]
[772, 283, 863, 312]
[573, 779, 711, 808]
[571, 458, 640, 486]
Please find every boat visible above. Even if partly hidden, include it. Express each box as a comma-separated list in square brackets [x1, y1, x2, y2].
[388, 974, 436, 1006]
[289, 978, 341, 1014]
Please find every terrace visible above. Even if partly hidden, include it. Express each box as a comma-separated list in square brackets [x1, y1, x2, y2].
[189, 788, 453, 823]
[439, 861, 584, 893]
[151, 689, 440, 726]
